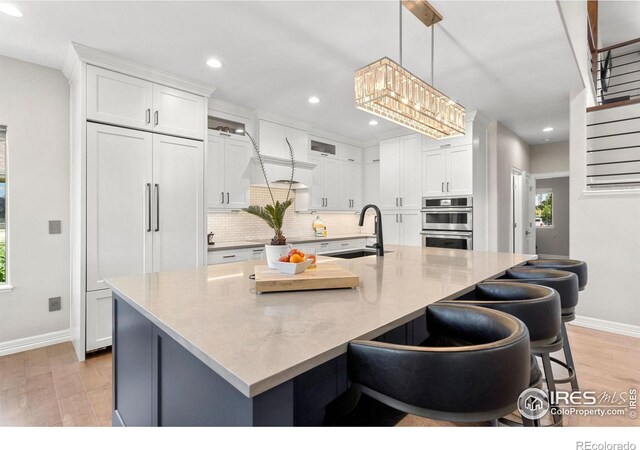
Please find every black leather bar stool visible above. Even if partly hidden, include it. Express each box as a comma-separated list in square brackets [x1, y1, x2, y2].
[447, 281, 563, 426]
[324, 304, 532, 426]
[526, 258, 588, 291]
[498, 267, 581, 392]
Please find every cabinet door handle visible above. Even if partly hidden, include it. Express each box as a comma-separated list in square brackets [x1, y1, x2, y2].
[399, 197, 403, 207]
[372, 159, 380, 162]
[145, 109, 151, 125]
[400, 214, 403, 223]
[446, 182, 450, 192]
[396, 214, 399, 223]
[348, 158, 355, 162]
[154, 184, 160, 231]
[154, 111, 159, 126]
[441, 182, 445, 193]
[146, 183, 152, 232]
[226, 192, 230, 204]
[223, 255, 236, 259]
[221, 191, 225, 204]
[395, 197, 399, 207]
[325, 198, 328, 207]
[321, 153, 329, 157]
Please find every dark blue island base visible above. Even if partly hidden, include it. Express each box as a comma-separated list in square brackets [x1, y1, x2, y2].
[112, 294, 428, 427]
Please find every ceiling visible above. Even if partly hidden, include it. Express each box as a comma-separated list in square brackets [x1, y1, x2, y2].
[599, 1, 640, 47]
[0, 1, 581, 145]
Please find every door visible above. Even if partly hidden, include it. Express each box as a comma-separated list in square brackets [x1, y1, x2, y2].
[422, 149, 446, 197]
[206, 134, 225, 209]
[400, 135, 422, 209]
[86, 65, 153, 131]
[382, 211, 401, 245]
[379, 138, 401, 209]
[152, 134, 204, 272]
[399, 211, 422, 246]
[524, 173, 536, 254]
[510, 168, 525, 254]
[152, 84, 205, 140]
[86, 123, 153, 291]
[86, 290, 113, 351]
[446, 144, 473, 195]
[323, 158, 341, 209]
[224, 139, 251, 209]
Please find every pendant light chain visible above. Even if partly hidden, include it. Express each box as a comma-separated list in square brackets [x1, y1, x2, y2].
[399, 0, 403, 66]
[431, 24, 435, 86]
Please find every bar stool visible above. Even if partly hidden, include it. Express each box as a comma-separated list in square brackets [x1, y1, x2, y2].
[498, 267, 580, 391]
[324, 304, 533, 426]
[447, 281, 563, 426]
[526, 259, 588, 291]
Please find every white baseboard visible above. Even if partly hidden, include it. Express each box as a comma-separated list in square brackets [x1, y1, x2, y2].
[571, 315, 640, 339]
[0, 329, 72, 357]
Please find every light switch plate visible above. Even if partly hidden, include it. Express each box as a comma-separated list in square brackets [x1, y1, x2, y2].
[49, 297, 61, 312]
[49, 220, 62, 234]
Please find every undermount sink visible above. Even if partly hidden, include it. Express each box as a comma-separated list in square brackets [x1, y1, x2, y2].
[323, 249, 392, 259]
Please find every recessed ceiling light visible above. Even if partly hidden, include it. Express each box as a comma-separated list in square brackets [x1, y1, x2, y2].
[542, 127, 554, 132]
[369, 120, 378, 126]
[206, 58, 223, 69]
[0, 3, 23, 17]
[308, 96, 320, 104]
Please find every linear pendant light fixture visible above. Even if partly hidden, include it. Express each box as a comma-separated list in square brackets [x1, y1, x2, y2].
[354, 0, 465, 139]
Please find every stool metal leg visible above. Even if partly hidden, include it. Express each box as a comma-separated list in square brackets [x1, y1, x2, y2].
[560, 322, 579, 391]
[541, 353, 563, 426]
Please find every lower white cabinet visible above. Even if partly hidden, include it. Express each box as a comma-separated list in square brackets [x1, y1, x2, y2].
[86, 290, 113, 352]
[382, 211, 421, 246]
[207, 249, 250, 265]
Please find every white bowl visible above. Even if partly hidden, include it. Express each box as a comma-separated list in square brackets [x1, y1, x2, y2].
[272, 259, 311, 275]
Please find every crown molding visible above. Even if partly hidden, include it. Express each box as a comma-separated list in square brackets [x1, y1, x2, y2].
[62, 42, 216, 97]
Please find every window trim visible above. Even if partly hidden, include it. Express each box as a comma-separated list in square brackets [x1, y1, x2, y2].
[0, 125, 8, 286]
[535, 188, 554, 229]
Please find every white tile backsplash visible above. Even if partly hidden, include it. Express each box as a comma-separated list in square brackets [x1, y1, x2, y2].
[208, 186, 376, 242]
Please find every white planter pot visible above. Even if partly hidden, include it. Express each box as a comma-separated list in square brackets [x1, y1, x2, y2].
[265, 244, 288, 269]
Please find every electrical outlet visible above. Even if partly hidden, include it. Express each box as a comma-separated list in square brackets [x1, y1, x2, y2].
[49, 297, 61, 312]
[49, 220, 62, 235]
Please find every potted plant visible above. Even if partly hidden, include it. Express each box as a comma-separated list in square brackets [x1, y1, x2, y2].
[242, 131, 295, 268]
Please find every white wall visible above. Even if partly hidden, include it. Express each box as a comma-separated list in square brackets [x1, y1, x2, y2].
[531, 141, 570, 174]
[489, 122, 531, 252]
[0, 56, 70, 350]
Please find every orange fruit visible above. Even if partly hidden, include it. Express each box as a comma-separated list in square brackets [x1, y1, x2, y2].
[290, 254, 303, 264]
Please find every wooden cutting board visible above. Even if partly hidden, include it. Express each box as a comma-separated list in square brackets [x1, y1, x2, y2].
[254, 262, 360, 293]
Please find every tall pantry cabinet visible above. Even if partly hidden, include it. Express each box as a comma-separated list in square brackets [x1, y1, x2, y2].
[64, 44, 215, 360]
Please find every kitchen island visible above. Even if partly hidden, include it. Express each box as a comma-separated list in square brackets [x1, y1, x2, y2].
[105, 245, 534, 426]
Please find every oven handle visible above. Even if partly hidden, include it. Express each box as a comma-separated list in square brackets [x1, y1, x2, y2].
[421, 232, 472, 238]
[422, 208, 473, 214]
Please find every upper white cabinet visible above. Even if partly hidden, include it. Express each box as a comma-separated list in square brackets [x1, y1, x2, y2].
[258, 120, 309, 161]
[87, 65, 153, 131]
[363, 146, 380, 207]
[309, 154, 340, 210]
[422, 143, 472, 197]
[87, 65, 205, 140]
[379, 134, 422, 210]
[339, 160, 362, 210]
[152, 84, 205, 140]
[339, 143, 362, 163]
[207, 132, 251, 210]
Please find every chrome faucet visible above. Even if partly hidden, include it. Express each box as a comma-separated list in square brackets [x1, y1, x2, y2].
[359, 204, 384, 256]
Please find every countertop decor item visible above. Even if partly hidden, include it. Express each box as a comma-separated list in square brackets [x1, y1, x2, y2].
[242, 130, 295, 268]
[254, 262, 359, 293]
[271, 259, 312, 275]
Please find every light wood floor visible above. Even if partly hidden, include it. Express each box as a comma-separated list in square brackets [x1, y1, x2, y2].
[0, 324, 637, 427]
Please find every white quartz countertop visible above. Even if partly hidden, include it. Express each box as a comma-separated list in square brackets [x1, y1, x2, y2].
[105, 245, 535, 398]
[208, 233, 374, 251]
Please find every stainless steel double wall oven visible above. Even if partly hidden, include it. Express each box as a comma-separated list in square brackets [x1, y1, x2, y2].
[421, 196, 473, 250]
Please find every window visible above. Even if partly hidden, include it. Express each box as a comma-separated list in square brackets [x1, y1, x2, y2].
[0, 126, 6, 283]
[535, 190, 553, 228]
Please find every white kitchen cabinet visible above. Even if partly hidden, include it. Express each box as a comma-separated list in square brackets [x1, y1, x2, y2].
[87, 65, 205, 140]
[379, 134, 421, 209]
[382, 211, 421, 246]
[86, 123, 153, 292]
[207, 133, 251, 210]
[87, 65, 153, 131]
[339, 143, 362, 163]
[339, 160, 362, 210]
[422, 144, 472, 197]
[152, 84, 205, 140]
[259, 120, 309, 161]
[152, 134, 204, 273]
[310, 155, 340, 210]
[208, 249, 250, 265]
[86, 290, 113, 351]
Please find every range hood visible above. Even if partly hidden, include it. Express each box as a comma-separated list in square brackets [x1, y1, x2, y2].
[250, 155, 316, 190]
